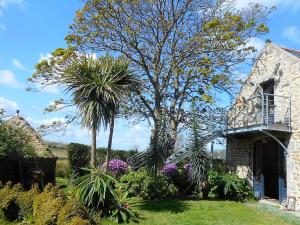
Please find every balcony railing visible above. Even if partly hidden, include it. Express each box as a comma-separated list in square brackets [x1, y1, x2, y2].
[227, 94, 291, 132]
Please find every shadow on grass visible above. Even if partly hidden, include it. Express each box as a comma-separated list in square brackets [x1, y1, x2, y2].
[137, 200, 190, 214]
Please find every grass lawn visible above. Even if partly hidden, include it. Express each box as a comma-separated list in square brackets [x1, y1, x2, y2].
[2, 199, 300, 224]
[102, 200, 300, 225]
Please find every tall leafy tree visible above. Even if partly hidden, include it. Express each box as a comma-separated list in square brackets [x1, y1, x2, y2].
[66, 0, 271, 155]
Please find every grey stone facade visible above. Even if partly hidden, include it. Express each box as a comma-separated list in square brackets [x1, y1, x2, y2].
[226, 43, 300, 209]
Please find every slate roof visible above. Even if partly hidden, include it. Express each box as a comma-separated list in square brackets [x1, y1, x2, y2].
[282, 48, 300, 59]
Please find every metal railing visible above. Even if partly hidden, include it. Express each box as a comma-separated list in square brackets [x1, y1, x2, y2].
[227, 93, 291, 131]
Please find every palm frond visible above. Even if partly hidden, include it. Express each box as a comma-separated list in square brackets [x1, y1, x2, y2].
[61, 55, 137, 131]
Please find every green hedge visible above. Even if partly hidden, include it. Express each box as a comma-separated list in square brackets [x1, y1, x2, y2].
[96, 148, 137, 165]
[67, 143, 90, 178]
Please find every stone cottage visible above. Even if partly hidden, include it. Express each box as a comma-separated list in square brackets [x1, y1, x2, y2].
[226, 42, 300, 208]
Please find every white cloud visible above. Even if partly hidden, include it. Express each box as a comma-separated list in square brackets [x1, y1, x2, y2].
[27, 116, 66, 127]
[0, 0, 25, 14]
[12, 58, 26, 70]
[282, 26, 300, 45]
[0, 69, 24, 88]
[234, 0, 300, 11]
[41, 85, 60, 94]
[0, 96, 18, 114]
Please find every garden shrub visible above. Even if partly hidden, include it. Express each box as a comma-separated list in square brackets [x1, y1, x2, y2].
[161, 164, 192, 195]
[67, 143, 90, 178]
[57, 198, 88, 225]
[56, 159, 70, 178]
[141, 174, 178, 200]
[33, 184, 65, 225]
[118, 171, 178, 200]
[0, 182, 22, 221]
[117, 171, 148, 197]
[67, 216, 91, 225]
[162, 163, 178, 178]
[74, 167, 138, 223]
[17, 184, 39, 221]
[108, 159, 128, 177]
[208, 170, 254, 201]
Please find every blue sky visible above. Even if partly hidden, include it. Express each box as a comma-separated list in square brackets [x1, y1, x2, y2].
[1, 0, 300, 150]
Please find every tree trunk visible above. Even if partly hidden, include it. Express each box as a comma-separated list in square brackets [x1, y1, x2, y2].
[105, 111, 115, 172]
[170, 119, 178, 153]
[91, 125, 97, 167]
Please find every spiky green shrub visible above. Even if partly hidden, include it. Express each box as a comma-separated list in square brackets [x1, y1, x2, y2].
[208, 170, 254, 201]
[33, 184, 65, 225]
[67, 216, 91, 225]
[57, 198, 88, 225]
[74, 167, 139, 223]
[17, 184, 39, 221]
[0, 182, 22, 221]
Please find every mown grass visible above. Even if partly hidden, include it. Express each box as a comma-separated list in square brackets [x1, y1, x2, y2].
[102, 199, 300, 225]
[2, 197, 300, 224]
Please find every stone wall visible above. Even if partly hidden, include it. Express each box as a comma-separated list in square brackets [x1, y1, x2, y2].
[226, 137, 253, 183]
[226, 43, 300, 209]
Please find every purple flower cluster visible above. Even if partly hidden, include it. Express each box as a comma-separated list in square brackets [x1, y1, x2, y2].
[184, 163, 191, 172]
[108, 159, 128, 176]
[162, 163, 178, 177]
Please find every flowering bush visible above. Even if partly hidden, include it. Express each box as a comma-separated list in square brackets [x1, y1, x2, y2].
[108, 159, 129, 177]
[162, 163, 178, 177]
[184, 163, 191, 173]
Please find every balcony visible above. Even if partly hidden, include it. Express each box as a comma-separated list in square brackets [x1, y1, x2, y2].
[226, 93, 291, 134]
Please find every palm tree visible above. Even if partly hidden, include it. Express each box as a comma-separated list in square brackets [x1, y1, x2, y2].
[98, 56, 136, 171]
[63, 55, 135, 167]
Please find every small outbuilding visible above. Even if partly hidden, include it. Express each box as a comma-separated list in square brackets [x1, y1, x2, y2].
[0, 111, 57, 189]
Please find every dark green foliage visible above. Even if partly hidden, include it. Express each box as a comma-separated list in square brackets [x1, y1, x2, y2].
[141, 174, 178, 200]
[74, 167, 138, 223]
[0, 122, 35, 159]
[169, 168, 192, 195]
[96, 148, 137, 165]
[117, 171, 148, 197]
[212, 159, 227, 173]
[208, 171, 254, 201]
[57, 198, 88, 225]
[67, 143, 90, 177]
[111, 191, 139, 223]
[118, 171, 178, 200]
[145, 117, 173, 176]
[74, 167, 116, 214]
[33, 184, 65, 225]
[188, 101, 209, 192]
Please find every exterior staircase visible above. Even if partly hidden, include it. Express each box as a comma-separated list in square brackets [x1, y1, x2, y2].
[165, 131, 225, 164]
[127, 130, 225, 170]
